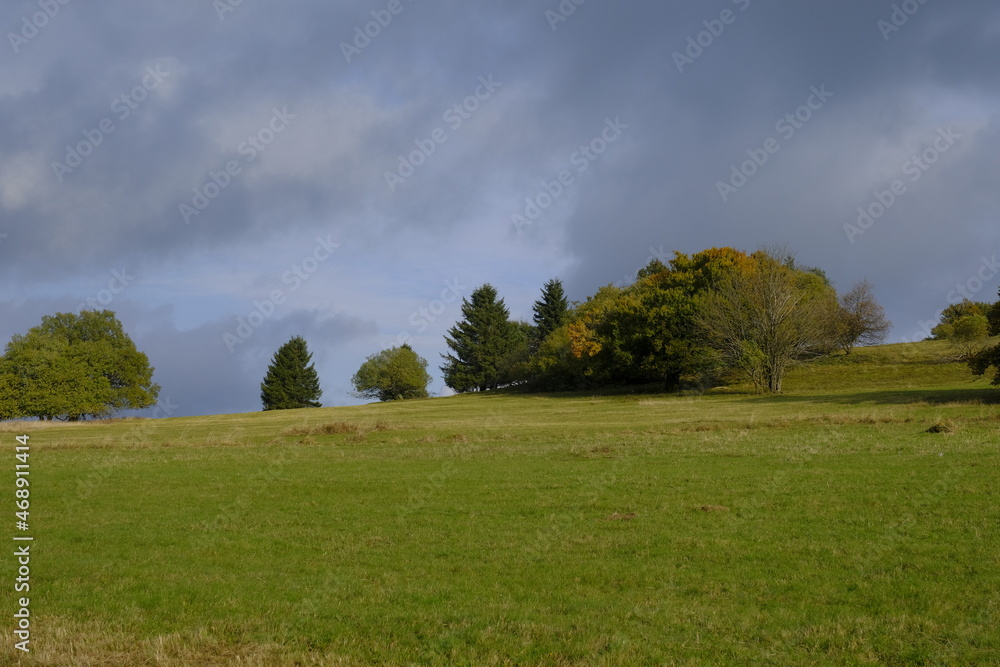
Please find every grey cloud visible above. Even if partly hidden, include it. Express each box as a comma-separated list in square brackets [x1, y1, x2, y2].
[2, 0, 999, 414]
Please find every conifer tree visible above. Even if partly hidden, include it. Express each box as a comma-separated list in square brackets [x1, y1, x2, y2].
[260, 336, 323, 410]
[532, 278, 570, 346]
[441, 284, 520, 392]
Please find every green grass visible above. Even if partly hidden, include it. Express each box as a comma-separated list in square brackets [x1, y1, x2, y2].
[2, 342, 999, 665]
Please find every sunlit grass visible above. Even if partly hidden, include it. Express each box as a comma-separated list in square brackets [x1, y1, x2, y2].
[1, 341, 998, 665]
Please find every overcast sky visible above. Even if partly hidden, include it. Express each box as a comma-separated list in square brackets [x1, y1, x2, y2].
[1, 1, 998, 417]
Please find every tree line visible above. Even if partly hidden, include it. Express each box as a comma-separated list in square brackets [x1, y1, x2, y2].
[5, 247, 1000, 419]
[440, 247, 892, 395]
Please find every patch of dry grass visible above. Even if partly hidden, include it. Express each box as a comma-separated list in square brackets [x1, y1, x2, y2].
[0, 617, 362, 667]
[281, 420, 394, 438]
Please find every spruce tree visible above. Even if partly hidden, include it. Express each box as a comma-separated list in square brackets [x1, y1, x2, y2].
[532, 278, 570, 345]
[441, 284, 519, 392]
[260, 336, 323, 410]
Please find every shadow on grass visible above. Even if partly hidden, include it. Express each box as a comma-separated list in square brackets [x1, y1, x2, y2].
[490, 382, 1000, 407]
[745, 386, 1000, 406]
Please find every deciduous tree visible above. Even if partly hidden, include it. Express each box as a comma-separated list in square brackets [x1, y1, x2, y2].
[352, 344, 431, 402]
[834, 279, 892, 353]
[987, 289, 1000, 336]
[932, 299, 993, 339]
[695, 250, 837, 393]
[0, 310, 159, 420]
[950, 314, 989, 360]
[560, 248, 751, 390]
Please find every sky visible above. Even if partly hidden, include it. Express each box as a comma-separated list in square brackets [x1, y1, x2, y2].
[1, 0, 998, 418]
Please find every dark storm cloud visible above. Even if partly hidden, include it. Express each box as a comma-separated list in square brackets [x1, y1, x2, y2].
[2, 0, 998, 414]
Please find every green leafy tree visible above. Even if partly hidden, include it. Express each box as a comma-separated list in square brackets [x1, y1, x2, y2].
[932, 299, 993, 339]
[987, 289, 1000, 336]
[950, 314, 989, 360]
[525, 320, 588, 390]
[0, 373, 15, 421]
[260, 336, 322, 410]
[352, 344, 431, 402]
[441, 284, 521, 392]
[0, 310, 159, 421]
[559, 248, 752, 390]
[635, 258, 668, 281]
[572, 278, 709, 388]
[969, 343, 1000, 385]
[532, 279, 569, 346]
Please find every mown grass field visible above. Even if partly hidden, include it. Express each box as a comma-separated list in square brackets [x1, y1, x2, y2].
[2, 340, 999, 665]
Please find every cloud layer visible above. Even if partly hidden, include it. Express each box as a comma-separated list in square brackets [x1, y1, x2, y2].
[1, 0, 998, 415]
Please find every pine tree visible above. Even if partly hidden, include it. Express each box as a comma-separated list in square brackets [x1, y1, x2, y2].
[532, 278, 570, 346]
[441, 284, 520, 392]
[260, 336, 323, 410]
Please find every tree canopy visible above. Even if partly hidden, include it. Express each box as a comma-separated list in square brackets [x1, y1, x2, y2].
[969, 343, 1000, 386]
[931, 299, 993, 340]
[532, 279, 569, 347]
[446, 248, 892, 395]
[834, 279, 892, 353]
[534, 248, 753, 391]
[352, 344, 431, 402]
[441, 284, 522, 392]
[0, 310, 159, 421]
[696, 250, 838, 393]
[260, 336, 323, 410]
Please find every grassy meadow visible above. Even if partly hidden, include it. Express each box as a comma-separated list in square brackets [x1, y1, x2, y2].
[2, 340, 999, 665]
